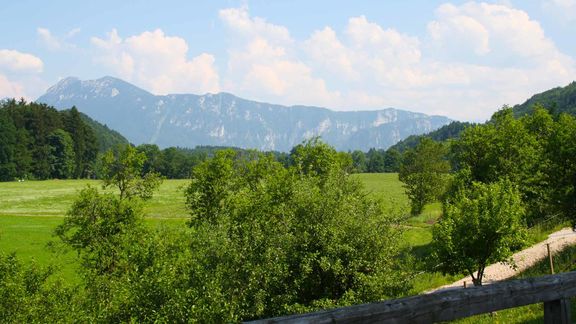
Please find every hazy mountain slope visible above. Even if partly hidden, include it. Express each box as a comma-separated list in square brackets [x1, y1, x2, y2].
[389, 121, 472, 152]
[37, 76, 452, 151]
[513, 81, 576, 117]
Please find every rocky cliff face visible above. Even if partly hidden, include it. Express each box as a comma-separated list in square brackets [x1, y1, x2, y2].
[37, 76, 452, 151]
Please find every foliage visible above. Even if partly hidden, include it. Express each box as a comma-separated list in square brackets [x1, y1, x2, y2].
[0, 253, 79, 323]
[450, 106, 576, 225]
[54, 187, 142, 255]
[74, 108, 129, 153]
[101, 144, 163, 200]
[61, 107, 98, 178]
[432, 180, 527, 286]
[184, 140, 410, 320]
[546, 113, 576, 226]
[399, 138, 450, 215]
[47, 129, 76, 179]
[0, 99, 99, 181]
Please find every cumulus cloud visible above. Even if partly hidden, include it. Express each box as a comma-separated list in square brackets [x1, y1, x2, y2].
[0, 50, 44, 99]
[0, 50, 43, 73]
[81, 3, 574, 122]
[420, 2, 575, 120]
[428, 3, 570, 66]
[37, 27, 79, 51]
[91, 29, 220, 95]
[219, 7, 340, 107]
[212, 4, 576, 121]
[219, 6, 292, 45]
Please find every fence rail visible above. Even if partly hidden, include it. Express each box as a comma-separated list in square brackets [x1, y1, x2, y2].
[249, 271, 576, 324]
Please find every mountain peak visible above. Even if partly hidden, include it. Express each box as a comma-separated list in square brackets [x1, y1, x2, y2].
[45, 76, 81, 94]
[40, 76, 152, 102]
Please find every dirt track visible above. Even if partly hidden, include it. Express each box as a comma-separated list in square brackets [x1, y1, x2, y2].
[432, 227, 576, 291]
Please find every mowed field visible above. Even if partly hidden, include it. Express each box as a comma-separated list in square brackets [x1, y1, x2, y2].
[0, 174, 446, 286]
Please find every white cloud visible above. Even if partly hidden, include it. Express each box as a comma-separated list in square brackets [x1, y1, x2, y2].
[37, 27, 79, 51]
[0, 50, 43, 73]
[303, 27, 358, 80]
[428, 3, 571, 66]
[219, 6, 292, 45]
[91, 29, 220, 95]
[0, 74, 25, 98]
[219, 7, 340, 107]
[81, 3, 574, 122]
[0, 49, 44, 100]
[212, 4, 576, 121]
[0, 50, 44, 99]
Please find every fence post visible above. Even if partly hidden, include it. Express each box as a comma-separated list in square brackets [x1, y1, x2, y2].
[547, 243, 555, 274]
[544, 298, 571, 324]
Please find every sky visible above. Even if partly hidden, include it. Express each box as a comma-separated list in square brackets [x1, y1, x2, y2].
[0, 0, 575, 122]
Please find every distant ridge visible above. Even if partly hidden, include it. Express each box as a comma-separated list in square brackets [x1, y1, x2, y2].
[37, 76, 452, 151]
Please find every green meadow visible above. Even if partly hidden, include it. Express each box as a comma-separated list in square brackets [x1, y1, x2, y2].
[0, 174, 447, 292]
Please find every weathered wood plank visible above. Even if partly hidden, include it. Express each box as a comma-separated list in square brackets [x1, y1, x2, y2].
[248, 271, 576, 324]
[544, 298, 571, 324]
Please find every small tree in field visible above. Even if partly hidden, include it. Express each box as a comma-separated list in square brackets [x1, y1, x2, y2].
[432, 180, 527, 286]
[100, 144, 162, 200]
[399, 138, 450, 215]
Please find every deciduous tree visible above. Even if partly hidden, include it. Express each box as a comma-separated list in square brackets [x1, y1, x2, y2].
[399, 138, 450, 215]
[432, 180, 527, 286]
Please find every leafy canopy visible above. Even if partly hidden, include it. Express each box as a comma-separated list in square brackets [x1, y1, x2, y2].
[433, 180, 527, 286]
[399, 137, 450, 215]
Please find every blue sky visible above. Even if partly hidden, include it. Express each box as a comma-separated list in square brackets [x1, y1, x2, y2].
[0, 0, 575, 121]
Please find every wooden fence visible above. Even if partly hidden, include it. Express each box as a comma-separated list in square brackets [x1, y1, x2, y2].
[249, 271, 576, 324]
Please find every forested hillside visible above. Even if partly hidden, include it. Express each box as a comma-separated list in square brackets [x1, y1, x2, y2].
[513, 81, 576, 117]
[78, 112, 128, 152]
[389, 121, 472, 152]
[0, 99, 127, 180]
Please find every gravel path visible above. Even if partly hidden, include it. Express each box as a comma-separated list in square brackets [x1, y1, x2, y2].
[431, 227, 576, 291]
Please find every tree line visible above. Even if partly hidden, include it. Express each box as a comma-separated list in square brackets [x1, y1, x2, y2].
[0, 99, 98, 180]
[0, 100, 404, 182]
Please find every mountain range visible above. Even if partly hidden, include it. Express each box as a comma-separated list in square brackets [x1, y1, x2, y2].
[37, 76, 452, 152]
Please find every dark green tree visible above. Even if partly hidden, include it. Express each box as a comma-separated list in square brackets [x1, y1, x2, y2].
[546, 113, 576, 226]
[0, 114, 17, 180]
[47, 129, 76, 179]
[383, 148, 401, 172]
[62, 107, 98, 178]
[350, 150, 367, 173]
[399, 138, 450, 215]
[100, 144, 163, 200]
[366, 148, 385, 172]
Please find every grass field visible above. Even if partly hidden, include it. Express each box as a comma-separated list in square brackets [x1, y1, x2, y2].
[0, 179, 190, 218]
[0, 174, 450, 294]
